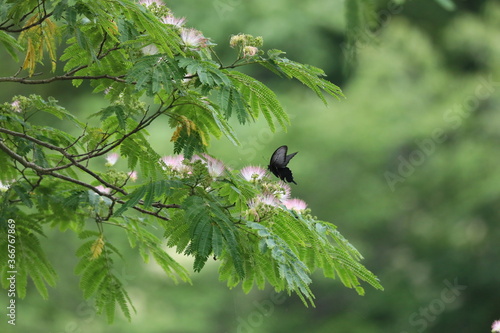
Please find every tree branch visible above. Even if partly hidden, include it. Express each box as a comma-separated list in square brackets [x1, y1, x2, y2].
[0, 74, 126, 84]
[0, 138, 177, 221]
[0, 12, 54, 33]
[0, 127, 127, 195]
[69, 94, 177, 162]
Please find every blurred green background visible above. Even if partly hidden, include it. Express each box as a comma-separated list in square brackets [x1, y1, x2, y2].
[1, 0, 500, 332]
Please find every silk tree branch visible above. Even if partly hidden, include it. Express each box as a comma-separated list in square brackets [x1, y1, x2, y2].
[69, 94, 178, 162]
[0, 8, 53, 33]
[0, 138, 179, 221]
[0, 74, 127, 84]
[0, 91, 173, 176]
[1, 43, 124, 84]
[0, 127, 126, 195]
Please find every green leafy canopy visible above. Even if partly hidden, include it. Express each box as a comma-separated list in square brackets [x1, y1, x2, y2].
[0, 0, 380, 323]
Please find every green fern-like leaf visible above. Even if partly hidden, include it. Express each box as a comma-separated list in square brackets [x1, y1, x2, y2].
[0, 150, 17, 181]
[227, 71, 290, 132]
[124, 217, 191, 283]
[124, 5, 183, 57]
[75, 231, 136, 323]
[182, 196, 244, 277]
[150, 246, 191, 284]
[114, 185, 148, 216]
[165, 216, 191, 252]
[245, 221, 314, 306]
[178, 57, 231, 87]
[171, 93, 237, 145]
[207, 201, 245, 278]
[216, 85, 249, 124]
[127, 54, 184, 96]
[0, 218, 57, 300]
[184, 196, 213, 271]
[119, 128, 163, 179]
[0, 30, 23, 61]
[270, 57, 344, 104]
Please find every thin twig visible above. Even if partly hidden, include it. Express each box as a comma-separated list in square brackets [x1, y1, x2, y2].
[0, 138, 174, 221]
[1, 12, 53, 33]
[0, 74, 127, 84]
[0, 127, 125, 194]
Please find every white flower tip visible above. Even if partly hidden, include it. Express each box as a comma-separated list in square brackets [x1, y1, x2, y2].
[181, 28, 208, 49]
[11, 100, 21, 113]
[492, 320, 500, 332]
[160, 155, 188, 173]
[240, 166, 267, 181]
[283, 198, 307, 211]
[162, 15, 186, 27]
[105, 153, 119, 166]
[128, 171, 138, 181]
[95, 185, 111, 195]
[243, 46, 259, 57]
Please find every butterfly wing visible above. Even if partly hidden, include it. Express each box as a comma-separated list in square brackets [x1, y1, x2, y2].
[276, 166, 297, 184]
[285, 151, 298, 165]
[269, 145, 288, 168]
[268, 146, 298, 184]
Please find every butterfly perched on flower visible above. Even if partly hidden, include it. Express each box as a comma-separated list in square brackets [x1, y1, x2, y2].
[268, 145, 298, 184]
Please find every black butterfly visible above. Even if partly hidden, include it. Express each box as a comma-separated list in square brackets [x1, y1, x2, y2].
[268, 145, 298, 184]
